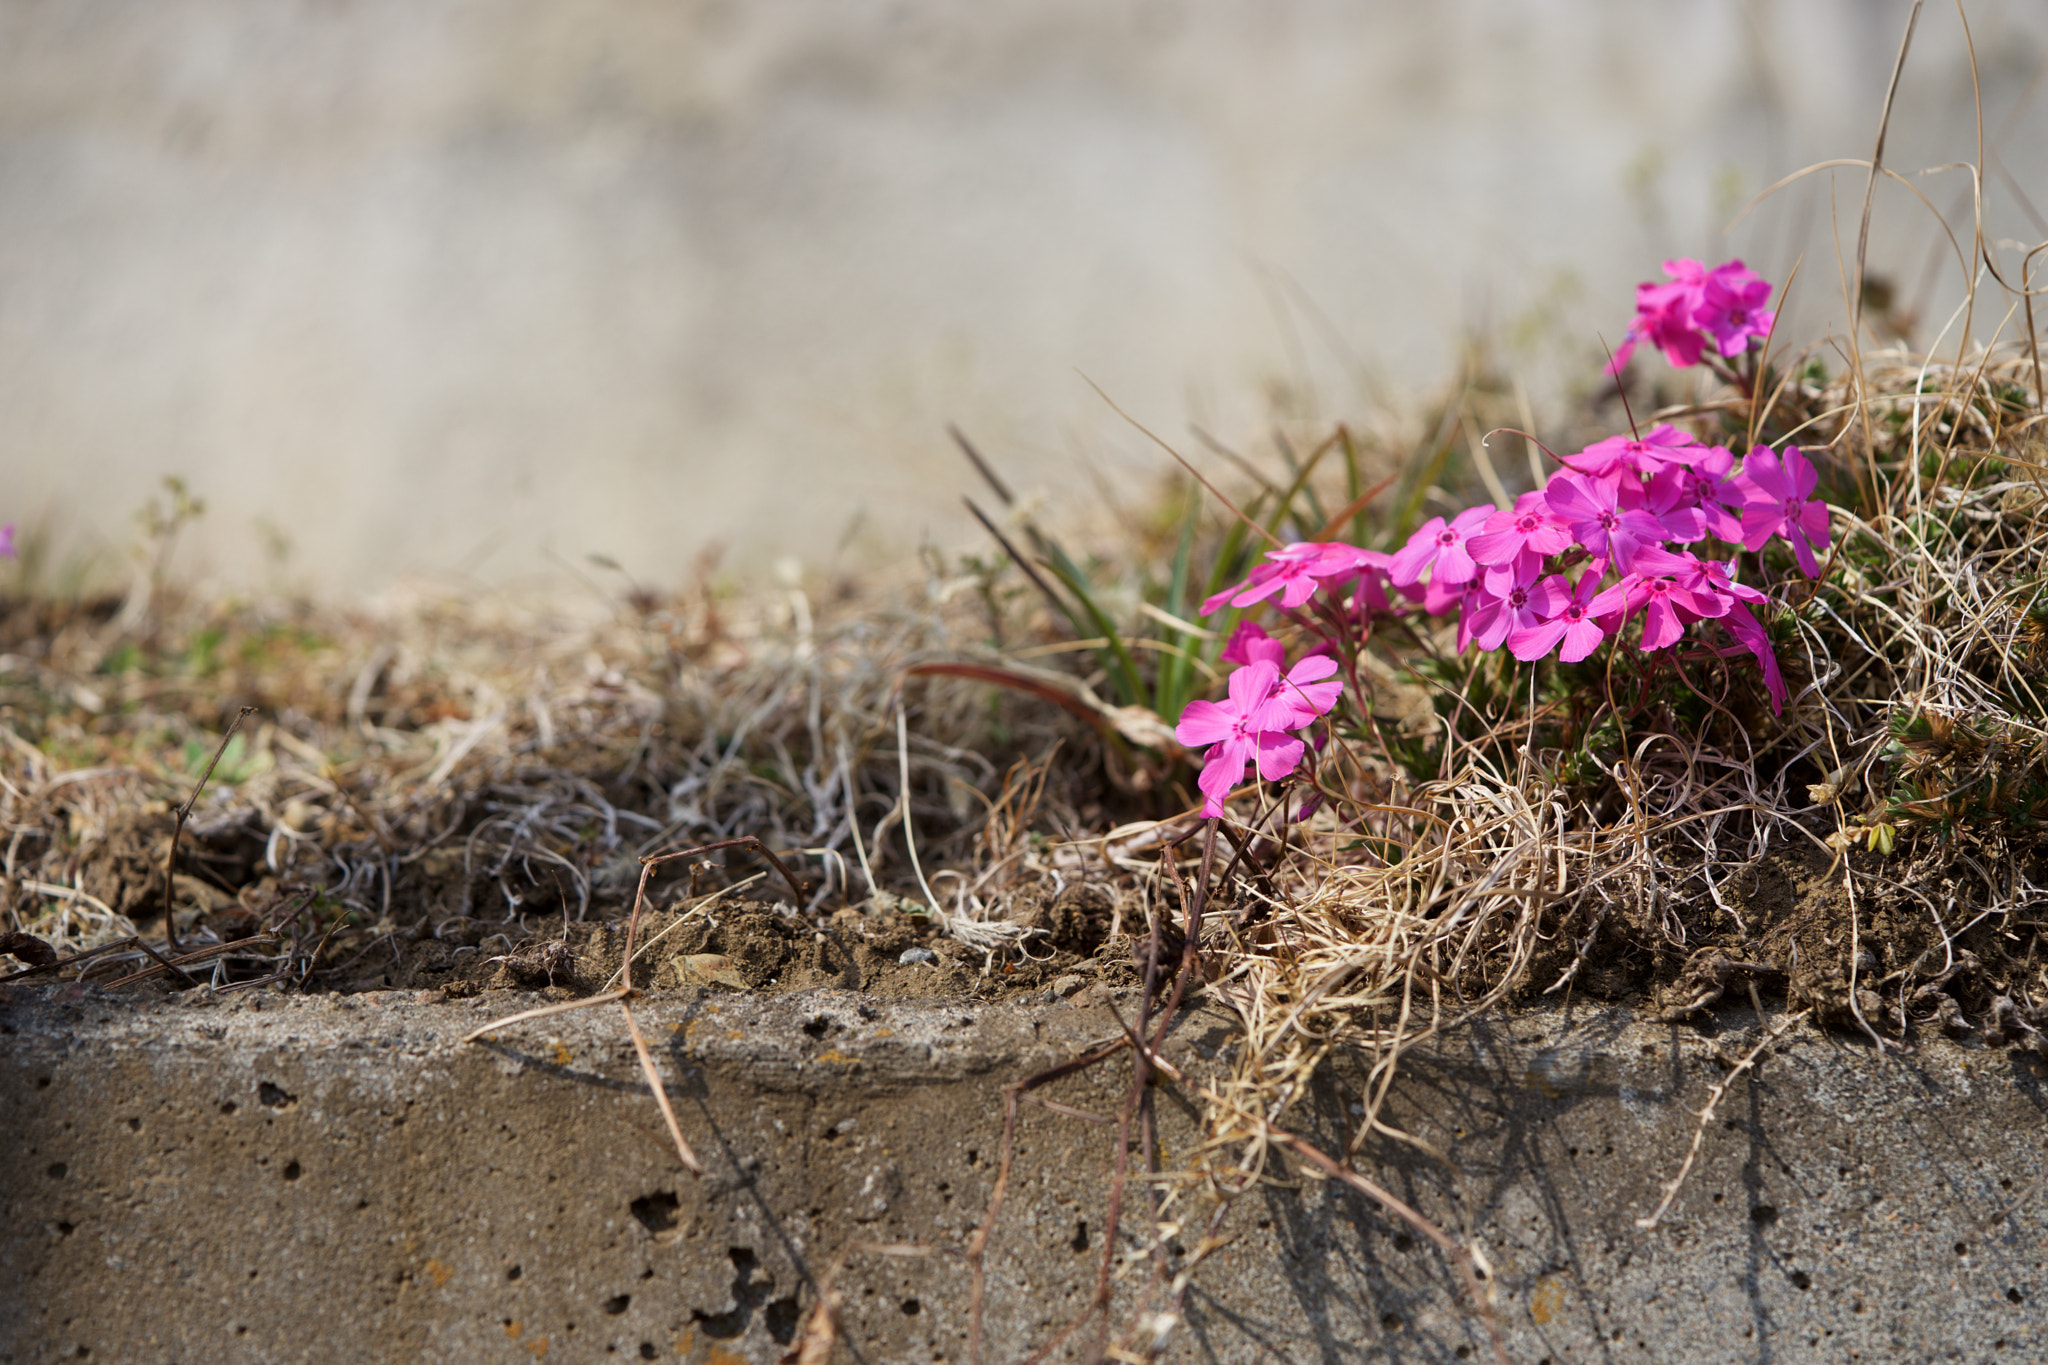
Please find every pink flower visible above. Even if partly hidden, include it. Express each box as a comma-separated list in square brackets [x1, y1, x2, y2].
[1562, 424, 1701, 479]
[1425, 571, 1483, 621]
[0, 523, 13, 559]
[1641, 547, 1766, 623]
[1267, 653, 1344, 728]
[1545, 471, 1666, 572]
[1468, 490, 1573, 584]
[1465, 561, 1546, 652]
[1720, 603, 1788, 714]
[1200, 541, 1370, 615]
[1175, 661, 1303, 816]
[1736, 445, 1831, 577]
[1220, 620, 1287, 668]
[1693, 261, 1775, 357]
[1610, 259, 1711, 372]
[1645, 445, 1745, 543]
[1451, 578, 1500, 652]
[1387, 505, 1496, 588]
[1589, 564, 1716, 651]
[1351, 550, 1403, 620]
[1508, 570, 1609, 663]
[1176, 650, 1344, 818]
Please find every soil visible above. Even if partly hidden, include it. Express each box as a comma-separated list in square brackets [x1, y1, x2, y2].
[16, 802, 2048, 1056]
[357, 884, 1130, 1004]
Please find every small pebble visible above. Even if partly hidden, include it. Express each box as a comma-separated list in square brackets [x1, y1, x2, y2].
[1051, 974, 1085, 998]
[898, 947, 937, 966]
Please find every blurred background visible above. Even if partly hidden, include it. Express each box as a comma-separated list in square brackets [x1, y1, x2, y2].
[2, 0, 2044, 597]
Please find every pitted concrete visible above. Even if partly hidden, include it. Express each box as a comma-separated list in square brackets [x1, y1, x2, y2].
[3, 985, 2044, 1363]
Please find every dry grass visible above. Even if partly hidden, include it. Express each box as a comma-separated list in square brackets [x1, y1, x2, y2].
[0, 561, 1126, 991]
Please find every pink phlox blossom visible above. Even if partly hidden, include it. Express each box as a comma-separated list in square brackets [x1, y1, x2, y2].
[1693, 261, 1775, 357]
[1465, 558, 1545, 653]
[1545, 470, 1665, 572]
[1387, 504, 1495, 588]
[1200, 541, 1371, 615]
[0, 523, 13, 559]
[1638, 548, 1767, 624]
[1452, 578, 1501, 652]
[1609, 259, 1710, 372]
[1720, 602, 1788, 715]
[1468, 489, 1573, 585]
[1507, 569, 1608, 663]
[1174, 661, 1304, 817]
[1267, 653, 1344, 728]
[1736, 445, 1831, 577]
[1562, 423, 1701, 479]
[1220, 620, 1287, 668]
[1590, 558, 1716, 650]
[1645, 445, 1745, 542]
[1351, 550, 1403, 620]
[1424, 570, 1483, 621]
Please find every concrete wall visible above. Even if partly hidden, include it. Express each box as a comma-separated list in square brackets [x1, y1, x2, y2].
[2, 1, 2044, 595]
[5, 988, 2045, 1362]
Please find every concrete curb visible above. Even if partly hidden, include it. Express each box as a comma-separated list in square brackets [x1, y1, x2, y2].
[4, 985, 2044, 1362]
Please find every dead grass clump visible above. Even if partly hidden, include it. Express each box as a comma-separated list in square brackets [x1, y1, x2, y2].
[0, 562, 1133, 992]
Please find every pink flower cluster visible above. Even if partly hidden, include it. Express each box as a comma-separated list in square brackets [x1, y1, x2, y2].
[1176, 424, 1832, 818]
[1609, 258, 1775, 374]
[1172, 260, 1828, 821]
[0, 523, 13, 559]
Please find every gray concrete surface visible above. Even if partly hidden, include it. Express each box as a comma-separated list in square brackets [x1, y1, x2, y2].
[3, 984, 2045, 1363]
[6, 1, 2042, 594]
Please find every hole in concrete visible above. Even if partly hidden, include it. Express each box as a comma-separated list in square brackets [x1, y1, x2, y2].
[35, 1076, 49, 1089]
[1070, 1221, 1089, 1253]
[282, 1162, 302, 1182]
[1455, 1348, 1472, 1360]
[966, 1149, 979, 1167]
[47, 1162, 66, 1179]
[630, 1192, 680, 1236]
[1789, 1270, 1812, 1290]
[1380, 1313, 1402, 1332]
[258, 1082, 296, 1109]
[2009, 1288, 2026, 1305]
[764, 1295, 800, 1345]
[604, 1294, 630, 1316]
[1750, 1205, 1778, 1227]
[802, 1015, 833, 1039]
[639, 1347, 657, 1361]
[1392, 1233, 1415, 1252]
[221, 1102, 237, 1115]
[1711, 1193, 1724, 1204]
[125, 1118, 140, 1132]
[1955, 1242, 1970, 1256]
[56, 1222, 73, 1236]
[693, 1249, 763, 1339]
[1853, 1298, 1865, 1313]
[901, 1299, 921, 1316]
[507, 1266, 522, 1282]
